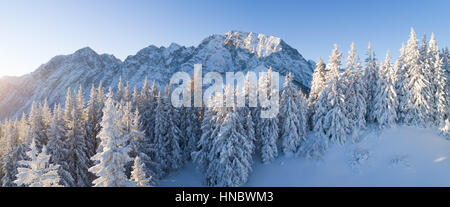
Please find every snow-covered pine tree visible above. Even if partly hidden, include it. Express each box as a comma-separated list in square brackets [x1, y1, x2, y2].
[343, 43, 367, 135]
[243, 72, 259, 148]
[192, 97, 217, 173]
[419, 34, 428, 65]
[153, 88, 184, 174]
[64, 87, 91, 187]
[257, 68, 279, 163]
[139, 78, 159, 148]
[182, 106, 201, 161]
[182, 80, 202, 161]
[279, 72, 305, 156]
[89, 90, 135, 187]
[1, 121, 26, 187]
[420, 33, 438, 124]
[308, 57, 327, 130]
[441, 47, 449, 93]
[130, 108, 159, 184]
[40, 100, 52, 133]
[363, 43, 379, 123]
[441, 119, 450, 138]
[14, 140, 62, 187]
[404, 28, 432, 126]
[165, 86, 185, 170]
[396, 42, 409, 123]
[84, 84, 103, 159]
[1, 119, 15, 186]
[27, 102, 48, 152]
[116, 76, 124, 103]
[205, 104, 253, 187]
[130, 156, 151, 187]
[131, 86, 141, 112]
[118, 100, 158, 181]
[152, 92, 169, 173]
[235, 86, 256, 165]
[428, 33, 448, 125]
[46, 104, 74, 187]
[313, 44, 350, 144]
[373, 51, 398, 129]
[296, 89, 308, 142]
[123, 82, 132, 104]
[297, 89, 328, 159]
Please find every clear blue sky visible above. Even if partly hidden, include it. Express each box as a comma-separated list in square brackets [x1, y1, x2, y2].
[1, 0, 449, 77]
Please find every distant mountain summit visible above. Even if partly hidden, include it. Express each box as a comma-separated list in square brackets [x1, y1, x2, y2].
[0, 31, 315, 118]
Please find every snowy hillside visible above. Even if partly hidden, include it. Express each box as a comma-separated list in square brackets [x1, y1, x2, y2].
[160, 126, 450, 187]
[0, 27, 448, 187]
[0, 31, 315, 119]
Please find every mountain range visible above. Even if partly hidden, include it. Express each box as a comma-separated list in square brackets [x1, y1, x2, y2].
[0, 31, 315, 119]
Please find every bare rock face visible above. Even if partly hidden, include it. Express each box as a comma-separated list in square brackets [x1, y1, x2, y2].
[0, 31, 315, 119]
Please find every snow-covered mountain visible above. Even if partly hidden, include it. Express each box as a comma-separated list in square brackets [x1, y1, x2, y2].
[0, 31, 315, 119]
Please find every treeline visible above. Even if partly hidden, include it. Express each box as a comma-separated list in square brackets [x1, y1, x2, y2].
[0, 28, 449, 187]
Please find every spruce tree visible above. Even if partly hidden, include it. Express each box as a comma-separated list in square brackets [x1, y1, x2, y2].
[373, 51, 398, 129]
[64, 88, 91, 186]
[308, 57, 327, 130]
[1, 121, 26, 187]
[14, 141, 62, 187]
[396, 42, 409, 123]
[205, 106, 253, 187]
[279, 72, 305, 156]
[27, 102, 48, 152]
[46, 104, 74, 186]
[89, 90, 135, 187]
[404, 28, 431, 126]
[343, 43, 367, 134]
[257, 69, 279, 163]
[428, 34, 448, 125]
[130, 156, 152, 187]
[363, 43, 379, 123]
[313, 44, 350, 144]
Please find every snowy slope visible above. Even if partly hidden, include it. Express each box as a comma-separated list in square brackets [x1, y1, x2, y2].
[0, 31, 315, 119]
[159, 126, 450, 187]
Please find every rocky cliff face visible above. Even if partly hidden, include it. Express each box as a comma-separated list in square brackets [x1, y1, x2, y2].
[0, 31, 315, 118]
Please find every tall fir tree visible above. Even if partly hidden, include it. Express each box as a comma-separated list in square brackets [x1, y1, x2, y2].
[404, 28, 432, 126]
[14, 140, 62, 187]
[27, 102, 48, 152]
[396, 42, 409, 123]
[343, 43, 367, 135]
[153, 88, 184, 174]
[428, 33, 448, 125]
[257, 68, 279, 163]
[192, 97, 217, 173]
[279, 72, 306, 156]
[308, 57, 327, 130]
[84, 84, 104, 159]
[441, 47, 449, 95]
[373, 51, 398, 129]
[130, 156, 152, 187]
[363, 43, 379, 123]
[46, 104, 74, 186]
[205, 105, 253, 187]
[313, 44, 350, 144]
[64, 88, 91, 186]
[89, 90, 135, 187]
[1, 121, 26, 187]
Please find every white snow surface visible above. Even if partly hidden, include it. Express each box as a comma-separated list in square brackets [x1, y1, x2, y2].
[159, 126, 450, 187]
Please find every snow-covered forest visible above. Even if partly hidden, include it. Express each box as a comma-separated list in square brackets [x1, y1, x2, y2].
[0, 28, 449, 187]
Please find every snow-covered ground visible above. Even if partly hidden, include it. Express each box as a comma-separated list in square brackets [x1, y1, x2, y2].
[159, 126, 450, 187]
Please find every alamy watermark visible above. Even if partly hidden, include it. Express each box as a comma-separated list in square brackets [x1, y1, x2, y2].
[169, 64, 279, 118]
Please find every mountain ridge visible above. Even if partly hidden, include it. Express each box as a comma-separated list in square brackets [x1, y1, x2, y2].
[0, 30, 315, 119]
